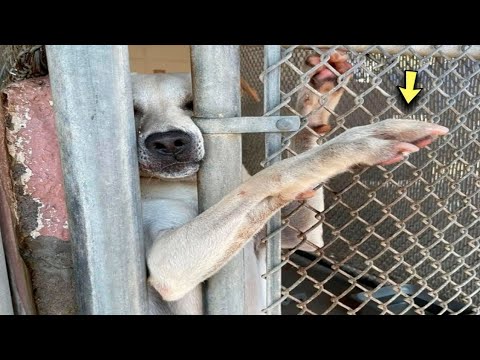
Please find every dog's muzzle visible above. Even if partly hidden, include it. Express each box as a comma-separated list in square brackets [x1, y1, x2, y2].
[139, 130, 204, 179]
[145, 130, 194, 161]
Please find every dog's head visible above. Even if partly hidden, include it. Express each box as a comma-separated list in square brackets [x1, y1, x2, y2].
[131, 73, 204, 180]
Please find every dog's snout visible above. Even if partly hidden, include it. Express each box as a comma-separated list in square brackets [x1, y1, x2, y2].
[145, 131, 192, 157]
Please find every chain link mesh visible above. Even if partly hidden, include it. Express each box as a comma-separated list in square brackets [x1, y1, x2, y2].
[241, 45, 480, 315]
[0, 45, 48, 89]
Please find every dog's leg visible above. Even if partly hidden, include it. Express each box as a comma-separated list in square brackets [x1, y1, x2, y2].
[282, 50, 353, 250]
[147, 119, 448, 302]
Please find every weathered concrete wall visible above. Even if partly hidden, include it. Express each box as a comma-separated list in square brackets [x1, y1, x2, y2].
[2, 76, 75, 314]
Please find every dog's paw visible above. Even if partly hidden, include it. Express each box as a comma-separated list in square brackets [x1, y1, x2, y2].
[296, 50, 353, 135]
[305, 50, 353, 93]
[330, 119, 449, 167]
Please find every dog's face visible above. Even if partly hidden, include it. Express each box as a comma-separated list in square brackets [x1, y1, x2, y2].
[131, 73, 204, 180]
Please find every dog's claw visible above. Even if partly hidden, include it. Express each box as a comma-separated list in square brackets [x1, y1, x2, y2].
[429, 125, 449, 136]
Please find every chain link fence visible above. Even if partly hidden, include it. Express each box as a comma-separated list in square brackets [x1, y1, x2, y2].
[0, 45, 48, 89]
[241, 45, 480, 315]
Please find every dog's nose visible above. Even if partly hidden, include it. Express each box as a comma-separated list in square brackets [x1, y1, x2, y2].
[145, 131, 192, 157]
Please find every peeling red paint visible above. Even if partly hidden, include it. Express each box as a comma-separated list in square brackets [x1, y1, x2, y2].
[4, 76, 69, 241]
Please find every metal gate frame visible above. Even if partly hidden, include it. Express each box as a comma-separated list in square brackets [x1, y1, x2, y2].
[44, 45, 293, 315]
[191, 45, 298, 314]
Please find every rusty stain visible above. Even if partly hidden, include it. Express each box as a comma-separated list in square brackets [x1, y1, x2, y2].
[4, 76, 69, 241]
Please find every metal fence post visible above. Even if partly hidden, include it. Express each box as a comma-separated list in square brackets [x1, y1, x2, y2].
[0, 230, 14, 315]
[191, 45, 246, 314]
[263, 45, 283, 315]
[46, 46, 147, 315]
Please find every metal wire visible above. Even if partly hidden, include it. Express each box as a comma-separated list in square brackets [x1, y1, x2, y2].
[0, 45, 48, 89]
[241, 45, 480, 315]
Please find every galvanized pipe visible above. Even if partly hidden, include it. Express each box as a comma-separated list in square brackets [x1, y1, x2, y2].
[0, 230, 14, 315]
[264, 45, 283, 315]
[46, 46, 147, 315]
[195, 116, 299, 134]
[191, 45, 246, 314]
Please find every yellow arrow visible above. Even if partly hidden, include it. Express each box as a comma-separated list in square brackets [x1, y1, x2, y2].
[398, 70, 422, 104]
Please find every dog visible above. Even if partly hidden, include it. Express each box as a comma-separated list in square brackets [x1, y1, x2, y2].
[131, 50, 449, 315]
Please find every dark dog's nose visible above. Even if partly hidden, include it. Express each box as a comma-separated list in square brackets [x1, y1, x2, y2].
[145, 131, 192, 157]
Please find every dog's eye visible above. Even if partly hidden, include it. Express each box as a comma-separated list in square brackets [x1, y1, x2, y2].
[183, 100, 194, 112]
